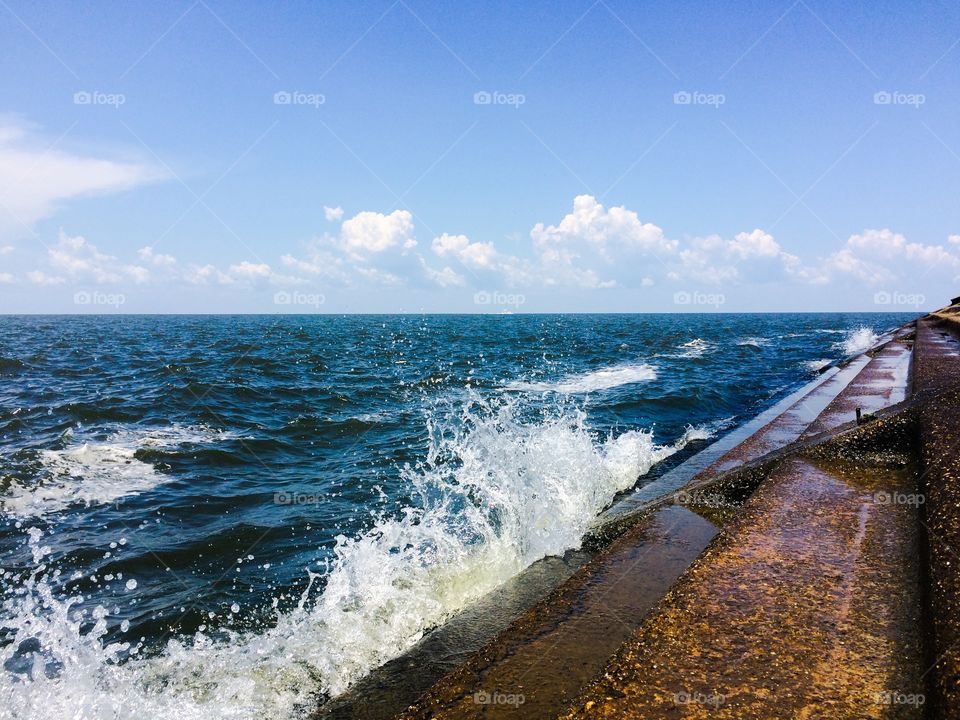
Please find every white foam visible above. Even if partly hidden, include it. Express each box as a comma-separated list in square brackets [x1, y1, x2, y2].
[736, 337, 770, 348]
[673, 338, 713, 358]
[1, 400, 714, 720]
[3, 425, 238, 519]
[507, 363, 657, 393]
[804, 359, 832, 372]
[837, 327, 879, 356]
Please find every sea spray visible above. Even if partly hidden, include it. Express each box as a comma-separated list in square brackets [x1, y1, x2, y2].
[838, 327, 879, 356]
[1, 397, 712, 720]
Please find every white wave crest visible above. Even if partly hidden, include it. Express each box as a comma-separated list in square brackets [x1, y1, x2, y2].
[507, 363, 657, 393]
[674, 338, 713, 358]
[736, 337, 770, 348]
[3, 424, 239, 519]
[1, 400, 714, 719]
[804, 358, 832, 372]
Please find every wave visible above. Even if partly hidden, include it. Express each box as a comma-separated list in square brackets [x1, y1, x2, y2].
[836, 327, 878, 356]
[804, 359, 832, 372]
[735, 337, 771, 348]
[673, 338, 713, 358]
[2, 424, 240, 519]
[507, 363, 657, 393]
[1, 398, 716, 719]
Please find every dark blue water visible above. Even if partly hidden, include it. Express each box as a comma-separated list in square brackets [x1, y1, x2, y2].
[0, 313, 916, 718]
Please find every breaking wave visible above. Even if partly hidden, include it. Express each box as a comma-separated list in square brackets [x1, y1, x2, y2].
[507, 363, 657, 393]
[1, 398, 714, 719]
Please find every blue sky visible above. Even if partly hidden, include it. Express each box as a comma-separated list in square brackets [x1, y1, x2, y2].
[0, 0, 958, 312]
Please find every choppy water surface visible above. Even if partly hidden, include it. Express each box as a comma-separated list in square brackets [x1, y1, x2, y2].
[0, 313, 915, 719]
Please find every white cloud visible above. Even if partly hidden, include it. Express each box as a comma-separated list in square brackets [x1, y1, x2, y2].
[27, 270, 64, 286]
[728, 229, 781, 259]
[138, 246, 176, 267]
[0, 272, 14, 283]
[814, 228, 960, 285]
[0, 119, 163, 240]
[0, 245, 13, 255]
[47, 229, 149, 284]
[949, 234, 960, 246]
[324, 206, 344, 222]
[420, 258, 466, 287]
[431, 233, 498, 269]
[340, 209, 415, 256]
[531, 195, 676, 260]
[677, 228, 800, 284]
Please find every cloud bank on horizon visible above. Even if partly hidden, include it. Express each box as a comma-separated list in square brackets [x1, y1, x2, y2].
[0, 116, 954, 313]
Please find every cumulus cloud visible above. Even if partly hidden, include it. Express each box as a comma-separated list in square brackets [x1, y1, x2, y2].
[813, 228, 960, 285]
[431, 233, 498, 269]
[339, 209, 415, 257]
[47, 229, 150, 284]
[531, 195, 676, 259]
[0, 119, 163, 240]
[676, 229, 800, 284]
[324, 206, 344, 222]
[137, 246, 176, 267]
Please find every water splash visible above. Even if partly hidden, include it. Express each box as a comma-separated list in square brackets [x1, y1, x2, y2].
[837, 327, 879, 356]
[1, 398, 712, 719]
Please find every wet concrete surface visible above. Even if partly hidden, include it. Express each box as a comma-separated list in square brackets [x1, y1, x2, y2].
[802, 338, 912, 438]
[563, 452, 926, 720]
[397, 506, 719, 720]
